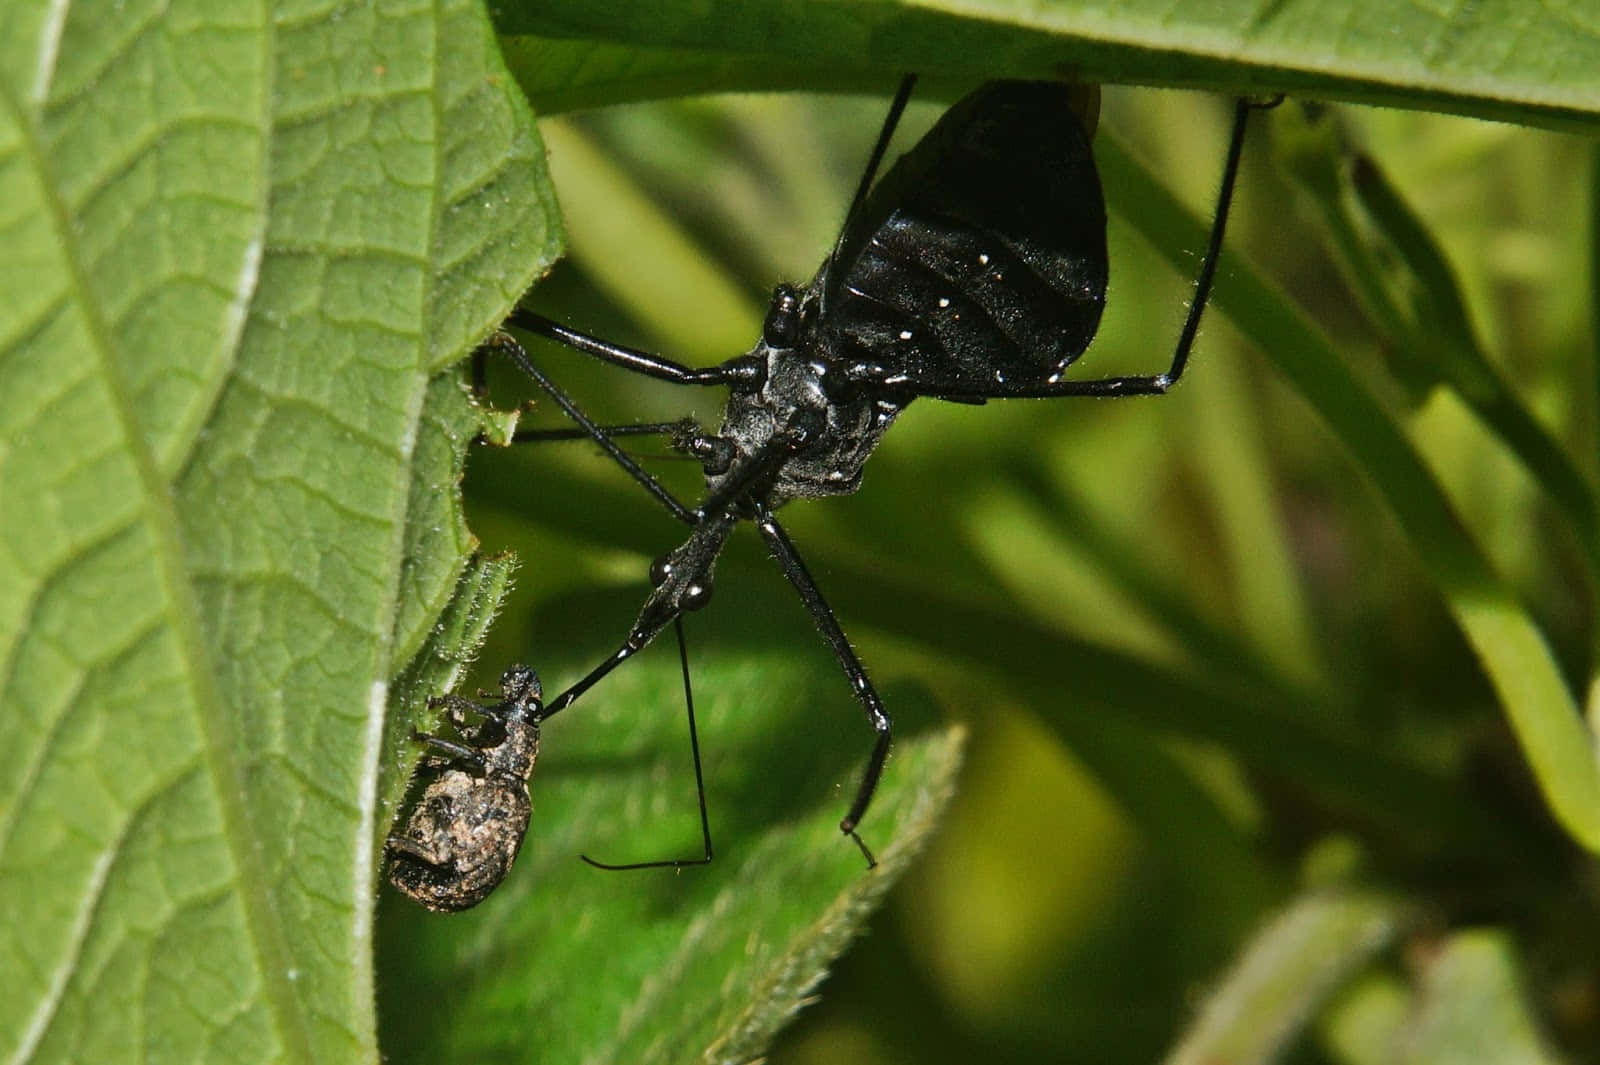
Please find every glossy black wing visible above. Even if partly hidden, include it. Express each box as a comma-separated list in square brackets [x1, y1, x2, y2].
[813, 81, 1107, 398]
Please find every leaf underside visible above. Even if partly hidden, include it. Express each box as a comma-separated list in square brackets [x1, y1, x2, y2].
[1, 1, 552, 1062]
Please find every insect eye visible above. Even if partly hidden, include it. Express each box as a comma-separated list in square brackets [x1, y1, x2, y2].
[649, 553, 675, 587]
[694, 437, 734, 475]
[762, 284, 802, 347]
[681, 578, 713, 611]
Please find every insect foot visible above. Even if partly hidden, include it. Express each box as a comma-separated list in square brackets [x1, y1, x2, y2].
[387, 665, 543, 912]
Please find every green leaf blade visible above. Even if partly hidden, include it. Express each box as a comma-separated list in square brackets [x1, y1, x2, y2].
[503, 1, 1600, 127]
[1164, 889, 1406, 1065]
[0, 4, 282, 1060]
[429, 0, 562, 372]
[1, 1, 556, 1061]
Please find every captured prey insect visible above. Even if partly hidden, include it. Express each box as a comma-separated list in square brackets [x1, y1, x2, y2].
[387, 621, 712, 908]
[387, 664, 545, 912]
[482, 78, 1273, 869]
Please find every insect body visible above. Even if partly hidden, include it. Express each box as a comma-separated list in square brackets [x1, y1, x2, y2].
[487, 79, 1267, 866]
[388, 665, 542, 912]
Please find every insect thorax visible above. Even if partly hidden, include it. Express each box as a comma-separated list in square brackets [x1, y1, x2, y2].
[482, 716, 540, 783]
[713, 339, 904, 505]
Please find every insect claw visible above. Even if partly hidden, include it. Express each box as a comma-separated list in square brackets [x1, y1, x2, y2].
[846, 828, 878, 870]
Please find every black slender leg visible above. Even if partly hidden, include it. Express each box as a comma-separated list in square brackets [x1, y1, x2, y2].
[509, 308, 734, 387]
[582, 616, 715, 870]
[512, 421, 688, 445]
[481, 331, 698, 525]
[542, 642, 646, 721]
[537, 598, 677, 723]
[752, 504, 884, 869]
[818, 74, 917, 312]
[979, 96, 1269, 401]
[542, 512, 736, 724]
[428, 692, 506, 722]
[414, 733, 486, 772]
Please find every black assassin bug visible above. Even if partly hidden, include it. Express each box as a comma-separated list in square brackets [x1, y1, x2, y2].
[479, 77, 1272, 869]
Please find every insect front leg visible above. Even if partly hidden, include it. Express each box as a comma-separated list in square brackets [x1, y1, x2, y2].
[508, 307, 736, 387]
[422, 692, 504, 749]
[413, 732, 488, 773]
[479, 330, 699, 524]
[541, 515, 736, 720]
[513, 417, 699, 447]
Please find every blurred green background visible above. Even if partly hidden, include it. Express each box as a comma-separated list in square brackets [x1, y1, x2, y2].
[453, 87, 1598, 1062]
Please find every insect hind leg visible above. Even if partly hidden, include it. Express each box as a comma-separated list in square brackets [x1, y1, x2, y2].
[1015, 96, 1274, 400]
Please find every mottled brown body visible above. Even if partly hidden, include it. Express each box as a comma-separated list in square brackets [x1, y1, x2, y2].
[387, 666, 542, 913]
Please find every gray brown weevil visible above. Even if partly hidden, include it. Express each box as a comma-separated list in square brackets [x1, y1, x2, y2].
[387, 665, 542, 912]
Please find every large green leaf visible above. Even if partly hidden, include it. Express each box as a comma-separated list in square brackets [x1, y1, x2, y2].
[0, 1, 553, 1062]
[498, 1, 1600, 126]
